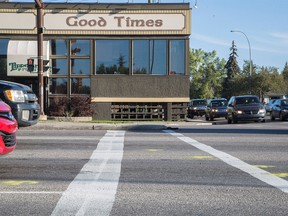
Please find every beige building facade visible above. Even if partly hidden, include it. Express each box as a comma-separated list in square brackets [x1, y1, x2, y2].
[0, 2, 191, 121]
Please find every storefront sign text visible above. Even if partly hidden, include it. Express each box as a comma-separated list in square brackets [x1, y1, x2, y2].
[66, 16, 163, 28]
[45, 13, 185, 31]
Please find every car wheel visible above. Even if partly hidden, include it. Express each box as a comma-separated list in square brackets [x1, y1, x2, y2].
[232, 114, 238, 124]
[280, 112, 285, 121]
[270, 113, 275, 121]
[227, 116, 232, 124]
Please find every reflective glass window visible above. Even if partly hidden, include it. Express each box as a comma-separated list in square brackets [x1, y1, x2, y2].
[150, 40, 167, 75]
[71, 78, 90, 94]
[71, 40, 90, 56]
[96, 40, 129, 74]
[0, 39, 8, 55]
[50, 39, 68, 56]
[133, 40, 149, 74]
[49, 78, 67, 94]
[170, 40, 185, 75]
[0, 39, 8, 78]
[51, 59, 68, 75]
[71, 59, 90, 75]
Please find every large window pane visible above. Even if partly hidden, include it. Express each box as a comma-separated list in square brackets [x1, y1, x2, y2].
[50, 39, 68, 56]
[49, 78, 67, 94]
[71, 78, 90, 94]
[150, 40, 167, 75]
[170, 40, 185, 75]
[71, 40, 90, 56]
[0, 39, 8, 55]
[71, 59, 90, 75]
[0, 39, 8, 78]
[51, 59, 68, 75]
[133, 40, 149, 74]
[96, 40, 129, 75]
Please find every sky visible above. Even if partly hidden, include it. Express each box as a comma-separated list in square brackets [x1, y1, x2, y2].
[190, 0, 288, 71]
[6, 0, 288, 71]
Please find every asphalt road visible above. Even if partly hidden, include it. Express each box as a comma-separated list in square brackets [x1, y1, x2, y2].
[1, 118, 288, 216]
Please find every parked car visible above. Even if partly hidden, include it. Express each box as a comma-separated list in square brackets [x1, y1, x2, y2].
[226, 95, 266, 124]
[264, 99, 276, 114]
[0, 80, 40, 127]
[187, 99, 207, 119]
[0, 100, 17, 155]
[205, 98, 227, 121]
[270, 99, 288, 121]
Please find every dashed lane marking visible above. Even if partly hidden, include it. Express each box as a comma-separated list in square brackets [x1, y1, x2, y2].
[191, 155, 214, 159]
[254, 165, 276, 169]
[272, 173, 288, 178]
[0, 191, 62, 194]
[1, 180, 38, 186]
[146, 149, 162, 152]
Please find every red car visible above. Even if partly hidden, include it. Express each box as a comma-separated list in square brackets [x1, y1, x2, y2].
[0, 100, 17, 155]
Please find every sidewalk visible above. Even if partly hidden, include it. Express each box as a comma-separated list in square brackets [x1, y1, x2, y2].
[19, 119, 211, 131]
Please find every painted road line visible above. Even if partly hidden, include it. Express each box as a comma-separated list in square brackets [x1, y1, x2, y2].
[51, 130, 125, 216]
[164, 130, 288, 193]
[18, 136, 98, 140]
[0, 191, 62, 194]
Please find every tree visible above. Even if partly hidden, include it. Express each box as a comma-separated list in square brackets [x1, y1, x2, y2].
[282, 62, 288, 81]
[189, 48, 226, 99]
[282, 62, 288, 95]
[225, 41, 240, 79]
[222, 41, 240, 99]
[253, 67, 272, 101]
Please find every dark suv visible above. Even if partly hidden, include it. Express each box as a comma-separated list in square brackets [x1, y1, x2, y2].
[187, 99, 207, 119]
[0, 80, 40, 127]
[226, 95, 266, 124]
[205, 98, 227, 121]
[270, 99, 288, 121]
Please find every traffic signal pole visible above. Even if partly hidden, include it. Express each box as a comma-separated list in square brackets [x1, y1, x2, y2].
[35, 0, 46, 118]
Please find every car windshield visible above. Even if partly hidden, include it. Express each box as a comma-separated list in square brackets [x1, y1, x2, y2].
[236, 97, 260, 105]
[211, 101, 227, 107]
[192, 100, 206, 106]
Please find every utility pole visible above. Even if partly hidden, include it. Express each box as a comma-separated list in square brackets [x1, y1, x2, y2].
[35, 0, 46, 119]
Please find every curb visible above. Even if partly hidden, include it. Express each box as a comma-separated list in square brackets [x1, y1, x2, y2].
[18, 120, 212, 131]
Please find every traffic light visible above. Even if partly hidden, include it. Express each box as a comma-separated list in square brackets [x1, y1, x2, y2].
[43, 60, 50, 72]
[27, 59, 34, 72]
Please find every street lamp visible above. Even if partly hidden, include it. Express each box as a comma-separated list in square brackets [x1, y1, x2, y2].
[231, 30, 252, 93]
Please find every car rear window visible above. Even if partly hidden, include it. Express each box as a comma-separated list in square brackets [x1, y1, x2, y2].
[211, 100, 227, 107]
[236, 97, 260, 105]
[192, 100, 206, 105]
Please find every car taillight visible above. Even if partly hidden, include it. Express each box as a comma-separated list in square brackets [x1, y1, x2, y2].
[4, 90, 25, 103]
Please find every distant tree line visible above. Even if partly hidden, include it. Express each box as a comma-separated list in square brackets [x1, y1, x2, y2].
[189, 41, 288, 101]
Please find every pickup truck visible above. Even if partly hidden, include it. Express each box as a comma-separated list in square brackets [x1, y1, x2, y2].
[0, 80, 40, 127]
